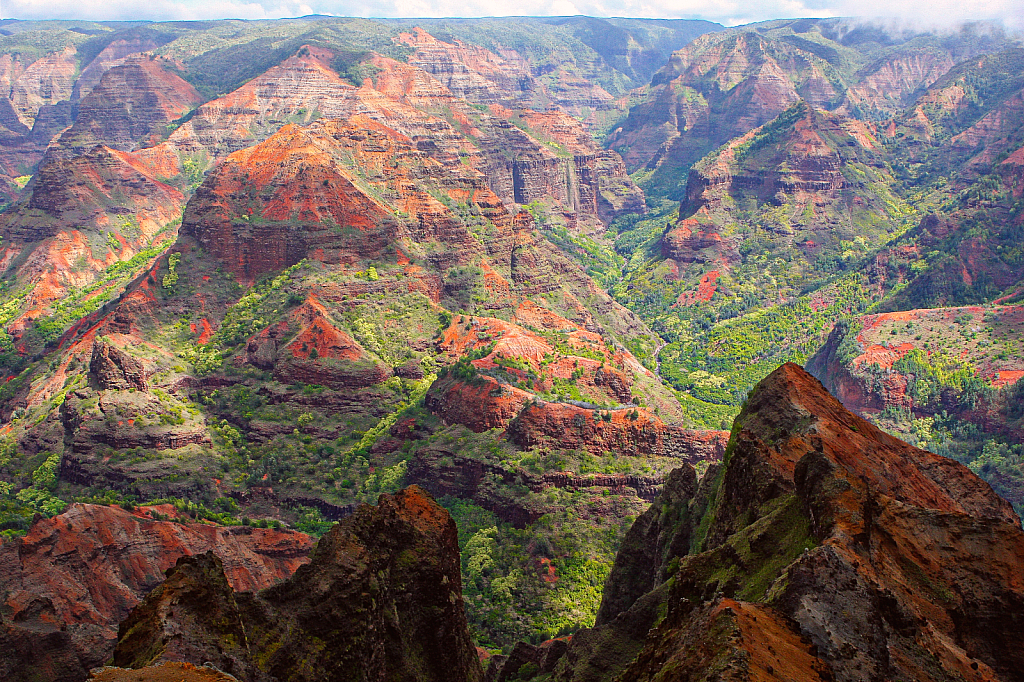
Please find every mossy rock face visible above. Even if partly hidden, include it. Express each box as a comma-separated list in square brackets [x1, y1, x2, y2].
[111, 551, 250, 676]
[109, 486, 484, 682]
[555, 364, 1024, 682]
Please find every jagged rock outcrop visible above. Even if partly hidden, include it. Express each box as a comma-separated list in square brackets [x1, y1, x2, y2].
[0, 503, 312, 681]
[112, 552, 253, 676]
[108, 486, 484, 682]
[425, 375, 535, 432]
[554, 363, 1024, 681]
[90, 341, 148, 390]
[60, 385, 211, 478]
[487, 638, 571, 682]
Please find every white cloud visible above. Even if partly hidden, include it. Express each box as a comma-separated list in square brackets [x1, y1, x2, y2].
[2, 0, 1021, 30]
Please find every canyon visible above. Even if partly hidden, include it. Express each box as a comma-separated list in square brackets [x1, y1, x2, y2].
[0, 14, 1021, 681]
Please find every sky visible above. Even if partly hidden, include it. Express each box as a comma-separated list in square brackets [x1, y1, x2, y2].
[1, 0, 1021, 30]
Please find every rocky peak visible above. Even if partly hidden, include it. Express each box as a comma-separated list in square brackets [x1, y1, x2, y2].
[165, 45, 357, 160]
[181, 116, 494, 282]
[554, 362, 1024, 682]
[57, 56, 202, 154]
[0, 503, 313, 680]
[89, 340, 148, 390]
[108, 486, 484, 682]
[659, 101, 892, 276]
[74, 36, 172, 100]
[111, 551, 252, 676]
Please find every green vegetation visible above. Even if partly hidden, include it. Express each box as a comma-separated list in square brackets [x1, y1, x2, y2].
[162, 253, 181, 289]
[443, 496, 632, 650]
[24, 237, 172, 348]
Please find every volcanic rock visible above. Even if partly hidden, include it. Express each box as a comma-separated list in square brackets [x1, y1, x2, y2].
[108, 486, 484, 682]
[507, 401, 728, 460]
[5, 46, 77, 129]
[57, 57, 202, 154]
[555, 363, 1024, 681]
[0, 503, 312, 680]
[90, 341, 148, 390]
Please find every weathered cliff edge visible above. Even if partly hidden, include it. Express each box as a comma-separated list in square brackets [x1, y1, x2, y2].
[106, 486, 484, 682]
[536, 363, 1024, 682]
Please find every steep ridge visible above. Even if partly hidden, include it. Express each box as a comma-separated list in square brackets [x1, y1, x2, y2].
[181, 115, 511, 283]
[0, 45, 79, 201]
[395, 25, 617, 120]
[0, 36, 644, 354]
[887, 48, 1024, 175]
[608, 19, 1015, 198]
[0, 145, 184, 337]
[807, 305, 1024, 508]
[0, 502, 312, 680]
[397, 27, 537, 106]
[0, 57, 202, 341]
[106, 486, 483, 682]
[385, 17, 721, 126]
[5, 45, 78, 130]
[363, 50, 644, 228]
[546, 363, 1024, 682]
[665, 102, 895, 268]
[165, 45, 359, 160]
[73, 35, 176, 100]
[867, 50, 1024, 312]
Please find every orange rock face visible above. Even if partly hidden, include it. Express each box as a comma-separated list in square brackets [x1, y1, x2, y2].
[0, 503, 312, 674]
[182, 117, 498, 282]
[0, 144, 184, 321]
[567, 363, 1024, 682]
[104, 487, 483, 682]
[245, 297, 393, 389]
[427, 307, 680, 429]
[399, 27, 534, 106]
[507, 400, 728, 461]
[808, 304, 1024, 427]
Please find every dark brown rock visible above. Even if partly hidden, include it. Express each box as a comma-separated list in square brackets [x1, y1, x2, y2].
[556, 363, 1024, 682]
[109, 486, 484, 682]
[90, 341, 148, 390]
[0, 503, 312, 680]
[111, 552, 251, 676]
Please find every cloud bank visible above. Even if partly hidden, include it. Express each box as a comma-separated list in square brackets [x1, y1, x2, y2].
[2, 0, 1021, 30]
